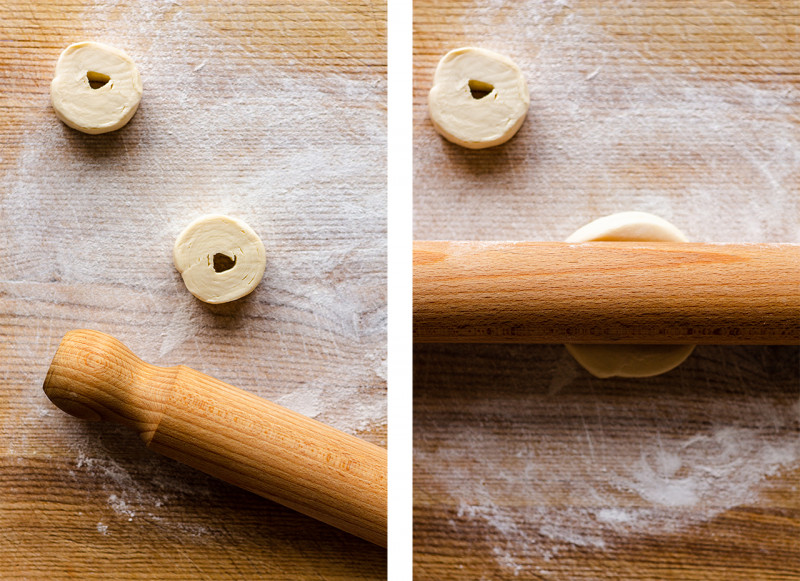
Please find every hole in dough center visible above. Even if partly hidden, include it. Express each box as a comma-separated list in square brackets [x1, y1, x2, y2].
[87, 71, 111, 89]
[468, 79, 494, 100]
[213, 253, 237, 273]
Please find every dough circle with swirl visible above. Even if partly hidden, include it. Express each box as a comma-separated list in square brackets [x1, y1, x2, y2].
[50, 41, 142, 134]
[428, 47, 529, 149]
[173, 215, 266, 305]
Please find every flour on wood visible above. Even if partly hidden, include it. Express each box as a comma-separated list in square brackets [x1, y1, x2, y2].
[2, 0, 386, 424]
[414, 0, 800, 242]
[416, 1, 798, 574]
[2, 0, 386, 542]
[418, 344, 800, 575]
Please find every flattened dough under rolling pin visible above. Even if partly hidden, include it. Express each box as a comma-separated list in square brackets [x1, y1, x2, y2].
[173, 215, 266, 304]
[428, 47, 529, 149]
[50, 41, 142, 134]
[565, 212, 695, 378]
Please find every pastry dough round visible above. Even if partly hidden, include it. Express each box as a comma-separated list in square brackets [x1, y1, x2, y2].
[565, 211, 689, 244]
[50, 41, 142, 134]
[565, 211, 695, 378]
[173, 215, 266, 304]
[428, 47, 529, 149]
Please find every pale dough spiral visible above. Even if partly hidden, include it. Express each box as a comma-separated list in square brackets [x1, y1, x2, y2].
[428, 47, 529, 149]
[50, 41, 142, 134]
[173, 215, 266, 304]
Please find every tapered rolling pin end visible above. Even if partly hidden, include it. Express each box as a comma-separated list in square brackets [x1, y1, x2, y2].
[43, 329, 388, 546]
[43, 330, 168, 442]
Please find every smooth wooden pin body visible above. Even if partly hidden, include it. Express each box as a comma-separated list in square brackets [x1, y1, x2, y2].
[43, 330, 387, 547]
[414, 241, 800, 344]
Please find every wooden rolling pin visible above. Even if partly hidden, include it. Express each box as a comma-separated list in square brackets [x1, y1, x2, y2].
[42, 330, 387, 547]
[414, 241, 800, 344]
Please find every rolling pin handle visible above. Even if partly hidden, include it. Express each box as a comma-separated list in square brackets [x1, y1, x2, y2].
[42, 329, 388, 546]
[42, 329, 169, 444]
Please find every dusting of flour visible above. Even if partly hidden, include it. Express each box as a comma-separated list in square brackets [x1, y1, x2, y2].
[414, 0, 800, 242]
[414, 1, 799, 575]
[1, 0, 386, 538]
[416, 345, 800, 576]
[3, 0, 386, 423]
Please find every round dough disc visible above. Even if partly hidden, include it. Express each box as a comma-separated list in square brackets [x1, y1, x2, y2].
[50, 41, 143, 134]
[173, 215, 266, 304]
[565, 211, 695, 378]
[564, 344, 696, 380]
[428, 47, 529, 149]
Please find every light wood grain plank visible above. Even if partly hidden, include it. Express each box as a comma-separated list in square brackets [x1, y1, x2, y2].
[413, 0, 800, 242]
[414, 0, 800, 578]
[0, 0, 386, 577]
[414, 343, 800, 580]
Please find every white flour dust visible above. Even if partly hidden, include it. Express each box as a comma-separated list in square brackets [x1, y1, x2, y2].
[2, 0, 386, 432]
[107, 494, 136, 521]
[417, 345, 800, 576]
[73, 445, 213, 536]
[1, 0, 386, 538]
[414, 0, 800, 242]
[415, 1, 799, 574]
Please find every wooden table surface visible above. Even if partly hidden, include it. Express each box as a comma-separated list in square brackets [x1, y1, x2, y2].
[414, 1, 799, 579]
[0, 1, 386, 579]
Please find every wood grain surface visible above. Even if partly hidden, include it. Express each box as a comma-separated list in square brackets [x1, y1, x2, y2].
[415, 343, 800, 580]
[0, 0, 386, 579]
[414, 1, 800, 579]
[414, 1, 800, 243]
